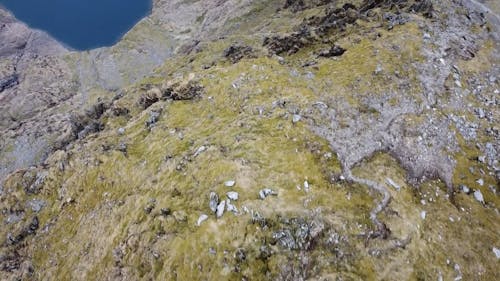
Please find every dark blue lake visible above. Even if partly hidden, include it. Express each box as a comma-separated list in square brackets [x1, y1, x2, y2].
[0, 0, 152, 50]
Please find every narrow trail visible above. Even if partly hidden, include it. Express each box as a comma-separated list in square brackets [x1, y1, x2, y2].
[339, 0, 500, 239]
[343, 169, 392, 237]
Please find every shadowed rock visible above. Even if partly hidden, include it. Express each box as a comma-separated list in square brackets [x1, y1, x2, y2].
[223, 44, 255, 63]
[0, 74, 18, 92]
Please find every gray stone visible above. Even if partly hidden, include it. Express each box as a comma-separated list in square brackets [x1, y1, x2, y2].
[292, 114, 302, 123]
[0, 74, 18, 92]
[160, 208, 171, 216]
[6, 212, 24, 224]
[476, 108, 485, 119]
[493, 247, 500, 259]
[303, 180, 309, 191]
[420, 210, 427, 220]
[27, 171, 48, 194]
[197, 214, 209, 226]
[216, 200, 226, 218]
[234, 248, 246, 262]
[224, 180, 235, 187]
[226, 200, 238, 213]
[272, 218, 323, 251]
[227, 191, 239, 201]
[193, 145, 207, 157]
[473, 190, 485, 204]
[26, 199, 46, 213]
[208, 247, 217, 255]
[384, 12, 408, 29]
[273, 229, 297, 249]
[144, 201, 156, 214]
[483, 143, 498, 168]
[476, 178, 484, 186]
[259, 188, 277, 200]
[453, 263, 462, 281]
[209, 192, 219, 213]
[478, 155, 486, 163]
[118, 142, 128, 153]
[146, 110, 161, 129]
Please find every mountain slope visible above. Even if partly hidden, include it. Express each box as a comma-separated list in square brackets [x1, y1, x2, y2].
[0, 0, 499, 280]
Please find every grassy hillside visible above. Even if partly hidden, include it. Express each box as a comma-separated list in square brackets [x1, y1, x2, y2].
[1, 1, 498, 280]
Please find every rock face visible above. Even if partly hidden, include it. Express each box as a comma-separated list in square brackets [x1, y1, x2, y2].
[0, 8, 73, 182]
[0, 0, 273, 184]
[0, 9, 67, 57]
[0, 0, 499, 280]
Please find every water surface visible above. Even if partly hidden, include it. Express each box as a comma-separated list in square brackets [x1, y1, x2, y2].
[0, 0, 152, 50]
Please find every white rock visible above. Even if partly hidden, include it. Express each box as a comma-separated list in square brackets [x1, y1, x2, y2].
[224, 180, 236, 187]
[197, 214, 209, 226]
[303, 180, 309, 192]
[454, 264, 462, 281]
[242, 206, 250, 213]
[420, 211, 427, 220]
[292, 114, 302, 123]
[227, 191, 239, 201]
[226, 200, 238, 213]
[493, 247, 500, 259]
[194, 145, 207, 157]
[118, 128, 125, 135]
[461, 185, 470, 193]
[478, 155, 486, 163]
[476, 178, 484, 186]
[259, 188, 277, 200]
[473, 190, 484, 204]
[216, 201, 226, 218]
[209, 192, 219, 213]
